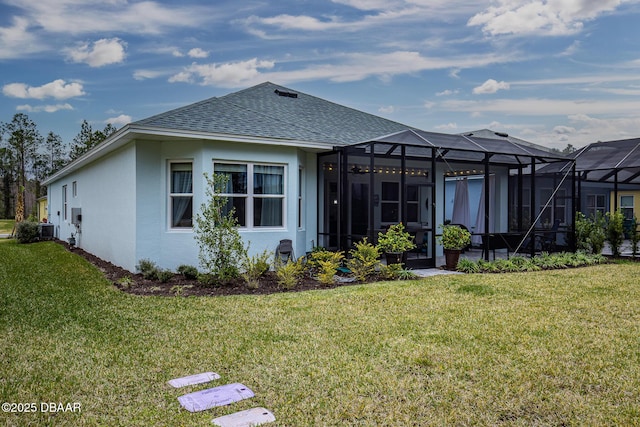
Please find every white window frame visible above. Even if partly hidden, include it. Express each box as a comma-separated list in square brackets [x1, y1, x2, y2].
[213, 161, 287, 230]
[168, 160, 194, 230]
[298, 167, 304, 230]
[72, 181, 77, 197]
[62, 185, 67, 221]
[620, 195, 635, 220]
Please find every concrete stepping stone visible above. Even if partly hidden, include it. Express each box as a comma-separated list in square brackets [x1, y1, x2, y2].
[211, 407, 275, 427]
[168, 372, 221, 388]
[178, 383, 255, 412]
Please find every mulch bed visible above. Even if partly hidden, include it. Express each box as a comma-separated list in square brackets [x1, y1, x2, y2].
[55, 240, 368, 297]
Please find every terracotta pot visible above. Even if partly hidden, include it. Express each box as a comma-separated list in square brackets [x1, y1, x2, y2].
[444, 249, 461, 270]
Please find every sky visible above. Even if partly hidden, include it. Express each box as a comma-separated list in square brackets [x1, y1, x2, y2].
[2, 0, 640, 151]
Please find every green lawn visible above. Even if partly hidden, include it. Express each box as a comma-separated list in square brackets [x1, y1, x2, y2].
[1, 240, 639, 426]
[0, 219, 14, 234]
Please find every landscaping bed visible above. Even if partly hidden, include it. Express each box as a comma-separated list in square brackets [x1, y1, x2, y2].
[55, 240, 375, 297]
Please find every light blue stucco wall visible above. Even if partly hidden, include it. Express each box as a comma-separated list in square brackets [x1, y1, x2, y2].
[133, 138, 318, 271]
[47, 138, 319, 273]
[47, 144, 137, 270]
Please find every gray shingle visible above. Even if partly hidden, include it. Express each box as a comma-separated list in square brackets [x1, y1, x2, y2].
[134, 82, 412, 146]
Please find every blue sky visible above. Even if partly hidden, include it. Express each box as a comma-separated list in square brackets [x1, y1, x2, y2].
[2, 0, 640, 150]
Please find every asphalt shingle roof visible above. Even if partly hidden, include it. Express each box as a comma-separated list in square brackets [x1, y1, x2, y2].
[134, 82, 413, 146]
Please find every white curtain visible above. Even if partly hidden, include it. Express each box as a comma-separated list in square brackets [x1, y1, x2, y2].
[472, 175, 495, 246]
[254, 165, 284, 226]
[171, 164, 193, 227]
[451, 178, 470, 230]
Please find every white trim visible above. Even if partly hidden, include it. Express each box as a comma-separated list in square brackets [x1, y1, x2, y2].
[213, 160, 287, 230]
[43, 124, 335, 186]
[167, 160, 194, 231]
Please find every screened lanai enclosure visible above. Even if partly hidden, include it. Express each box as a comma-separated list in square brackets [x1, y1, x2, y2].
[536, 137, 640, 234]
[317, 130, 571, 267]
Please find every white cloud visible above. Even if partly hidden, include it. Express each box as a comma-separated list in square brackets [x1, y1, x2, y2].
[553, 125, 576, 134]
[257, 51, 519, 85]
[436, 89, 459, 96]
[435, 122, 458, 130]
[473, 79, 510, 94]
[105, 114, 131, 126]
[3, 79, 85, 100]
[16, 103, 73, 113]
[188, 48, 209, 58]
[14, 0, 210, 35]
[169, 58, 275, 87]
[378, 105, 395, 114]
[468, 0, 624, 37]
[0, 16, 42, 59]
[558, 40, 581, 57]
[65, 38, 126, 67]
[441, 97, 640, 116]
[133, 69, 167, 80]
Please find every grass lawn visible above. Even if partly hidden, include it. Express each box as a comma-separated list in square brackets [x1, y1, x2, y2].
[0, 219, 14, 234]
[1, 240, 639, 426]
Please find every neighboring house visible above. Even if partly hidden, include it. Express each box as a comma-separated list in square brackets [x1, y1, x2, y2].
[37, 196, 48, 222]
[43, 82, 412, 272]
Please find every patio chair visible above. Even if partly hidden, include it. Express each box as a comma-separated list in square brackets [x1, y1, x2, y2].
[275, 239, 294, 264]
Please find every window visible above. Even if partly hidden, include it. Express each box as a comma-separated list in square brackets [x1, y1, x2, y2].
[169, 162, 193, 228]
[62, 185, 67, 221]
[214, 162, 285, 228]
[381, 182, 399, 223]
[586, 194, 606, 217]
[298, 168, 304, 229]
[621, 195, 634, 220]
[72, 181, 77, 197]
[554, 189, 567, 224]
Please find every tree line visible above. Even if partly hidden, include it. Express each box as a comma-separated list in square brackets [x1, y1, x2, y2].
[0, 113, 117, 221]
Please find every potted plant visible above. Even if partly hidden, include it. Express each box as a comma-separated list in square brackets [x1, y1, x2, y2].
[437, 224, 471, 270]
[377, 223, 416, 265]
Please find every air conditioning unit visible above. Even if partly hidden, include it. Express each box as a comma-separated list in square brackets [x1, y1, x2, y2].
[39, 223, 54, 240]
[71, 208, 82, 225]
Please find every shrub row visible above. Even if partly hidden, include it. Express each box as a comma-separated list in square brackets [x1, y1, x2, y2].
[456, 251, 608, 274]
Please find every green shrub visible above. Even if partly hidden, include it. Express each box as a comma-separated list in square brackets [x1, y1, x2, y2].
[476, 259, 499, 273]
[606, 209, 625, 257]
[397, 268, 419, 280]
[15, 221, 39, 243]
[630, 217, 640, 258]
[242, 250, 271, 289]
[116, 276, 134, 290]
[276, 257, 305, 290]
[197, 273, 219, 287]
[379, 263, 403, 280]
[177, 264, 199, 280]
[194, 173, 247, 280]
[308, 249, 344, 281]
[457, 258, 479, 273]
[157, 269, 174, 283]
[346, 238, 380, 282]
[136, 258, 160, 280]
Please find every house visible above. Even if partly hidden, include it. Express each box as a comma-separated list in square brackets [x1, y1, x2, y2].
[43, 82, 412, 272]
[43, 82, 568, 272]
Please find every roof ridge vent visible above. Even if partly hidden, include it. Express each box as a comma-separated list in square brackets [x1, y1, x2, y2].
[494, 131, 509, 137]
[274, 89, 298, 98]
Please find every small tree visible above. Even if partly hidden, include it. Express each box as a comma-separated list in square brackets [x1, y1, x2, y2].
[606, 209, 625, 257]
[575, 211, 606, 254]
[630, 217, 639, 259]
[194, 173, 246, 280]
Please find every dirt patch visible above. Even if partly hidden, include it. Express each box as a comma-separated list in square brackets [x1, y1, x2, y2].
[55, 240, 373, 297]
